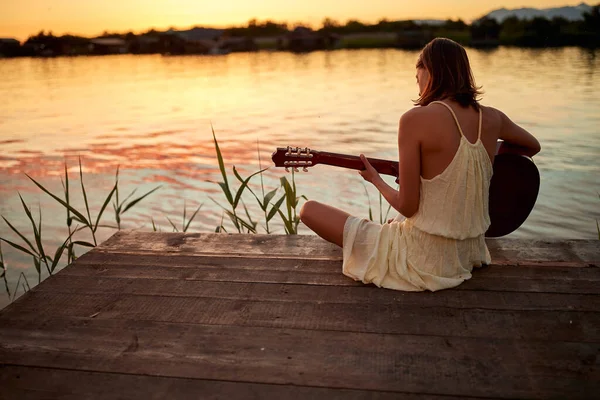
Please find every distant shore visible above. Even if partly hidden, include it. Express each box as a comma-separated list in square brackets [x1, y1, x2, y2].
[1, 10, 599, 58]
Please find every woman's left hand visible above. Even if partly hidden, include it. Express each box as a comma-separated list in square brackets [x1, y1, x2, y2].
[359, 154, 380, 184]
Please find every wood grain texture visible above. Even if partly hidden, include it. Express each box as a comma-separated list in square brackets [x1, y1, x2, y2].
[1, 232, 599, 399]
[63, 251, 600, 294]
[2, 290, 599, 342]
[1, 365, 461, 400]
[95, 232, 599, 266]
[1, 317, 598, 399]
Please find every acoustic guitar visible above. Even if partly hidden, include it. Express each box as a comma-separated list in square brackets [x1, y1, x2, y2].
[272, 142, 540, 237]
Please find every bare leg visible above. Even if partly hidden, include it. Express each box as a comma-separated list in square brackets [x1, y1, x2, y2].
[299, 200, 352, 247]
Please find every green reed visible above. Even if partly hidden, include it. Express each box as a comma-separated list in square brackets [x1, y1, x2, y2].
[596, 192, 599, 240]
[245, 140, 283, 234]
[0, 129, 311, 302]
[209, 127, 304, 234]
[362, 182, 393, 224]
[0, 159, 161, 300]
[166, 200, 203, 232]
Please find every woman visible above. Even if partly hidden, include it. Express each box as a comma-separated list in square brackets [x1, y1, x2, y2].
[299, 38, 541, 291]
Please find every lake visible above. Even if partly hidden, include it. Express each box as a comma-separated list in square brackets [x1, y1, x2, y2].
[1, 47, 599, 308]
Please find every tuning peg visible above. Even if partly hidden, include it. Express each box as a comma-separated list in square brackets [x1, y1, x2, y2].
[285, 167, 289, 172]
[303, 167, 308, 172]
[293, 167, 299, 172]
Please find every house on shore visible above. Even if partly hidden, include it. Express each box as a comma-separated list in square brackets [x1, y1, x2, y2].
[280, 27, 339, 52]
[218, 36, 258, 52]
[162, 28, 223, 55]
[90, 38, 127, 55]
[161, 28, 258, 55]
[128, 34, 162, 54]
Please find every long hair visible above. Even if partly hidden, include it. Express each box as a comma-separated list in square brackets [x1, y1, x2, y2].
[415, 38, 482, 109]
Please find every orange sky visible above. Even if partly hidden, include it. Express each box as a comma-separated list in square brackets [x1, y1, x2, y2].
[1, 1, 584, 41]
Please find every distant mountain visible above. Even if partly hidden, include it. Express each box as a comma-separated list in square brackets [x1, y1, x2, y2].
[483, 2, 593, 22]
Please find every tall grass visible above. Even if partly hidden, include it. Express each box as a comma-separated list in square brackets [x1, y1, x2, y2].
[165, 200, 203, 232]
[0, 130, 309, 301]
[209, 127, 304, 234]
[1, 160, 161, 300]
[596, 193, 600, 240]
[362, 182, 393, 224]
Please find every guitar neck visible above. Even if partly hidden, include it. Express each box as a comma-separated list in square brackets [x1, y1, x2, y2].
[317, 151, 399, 178]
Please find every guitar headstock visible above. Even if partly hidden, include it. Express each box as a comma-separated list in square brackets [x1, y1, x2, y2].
[271, 146, 319, 172]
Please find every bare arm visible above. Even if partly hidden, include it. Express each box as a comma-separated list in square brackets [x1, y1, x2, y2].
[367, 112, 421, 218]
[497, 109, 541, 157]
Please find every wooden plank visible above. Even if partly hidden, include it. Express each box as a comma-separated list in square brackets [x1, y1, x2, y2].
[75, 251, 600, 280]
[1, 317, 598, 399]
[2, 291, 598, 342]
[96, 232, 599, 266]
[96, 231, 343, 260]
[34, 274, 600, 312]
[0, 365, 459, 400]
[487, 239, 599, 267]
[61, 253, 600, 294]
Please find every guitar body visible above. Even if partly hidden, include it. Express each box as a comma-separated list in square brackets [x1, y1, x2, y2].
[272, 145, 540, 237]
[486, 153, 539, 237]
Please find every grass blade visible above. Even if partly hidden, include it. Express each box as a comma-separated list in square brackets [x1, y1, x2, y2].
[276, 209, 294, 235]
[361, 182, 373, 221]
[267, 195, 286, 222]
[17, 195, 47, 266]
[94, 183, 117, 232]
[241, 201, 257, 232]
[257, 139, 266, 195]
[215, 212, 227, 233]
[11, 272, 24, 301]
[33, 256, 41, 281]
[263, 188, 278, 210]
[212, 124, 233, 204]
[78, 157, 93, 229]
[26, 174, 90, 226]
[224, 210, 256, 233]
[379, 192, 383, 224]
[2, 216, 37, 255]
[38, 204, 42, 245]
[246, 185, 266, 211]
[183, 200, 187, 231]
[122, 186, 161, 214]
[232, 167, 268, 209]
[64, 162, 71, 227]
[71, 241, 95, 248]
[1, 243, 10, 299]
[184, 204, 203, 232]
[218, 182, 234, 206]
[151, 218, 157, 232]
[50, 229, 78, 272]
[121, 188, 138, 205]
[165, 216, 179, 232]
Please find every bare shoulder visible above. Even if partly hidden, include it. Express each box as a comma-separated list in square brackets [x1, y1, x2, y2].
[480, 104, 504, 124]
[398, 107, 430, 142]
[399, 105, 444, 128]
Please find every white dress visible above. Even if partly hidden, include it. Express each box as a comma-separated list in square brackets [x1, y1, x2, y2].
[342, 101, 493, 291]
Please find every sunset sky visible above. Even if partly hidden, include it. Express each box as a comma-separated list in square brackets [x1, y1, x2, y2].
[1, 1, 583, 41]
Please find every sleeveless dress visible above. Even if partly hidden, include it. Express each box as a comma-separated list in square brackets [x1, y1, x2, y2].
[342, 101, 493, 291]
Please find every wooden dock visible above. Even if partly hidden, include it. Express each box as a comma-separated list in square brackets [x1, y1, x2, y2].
[1, 231, 599, 399]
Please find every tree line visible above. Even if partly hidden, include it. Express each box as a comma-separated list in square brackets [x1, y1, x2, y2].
[0, 5, 598, 57]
